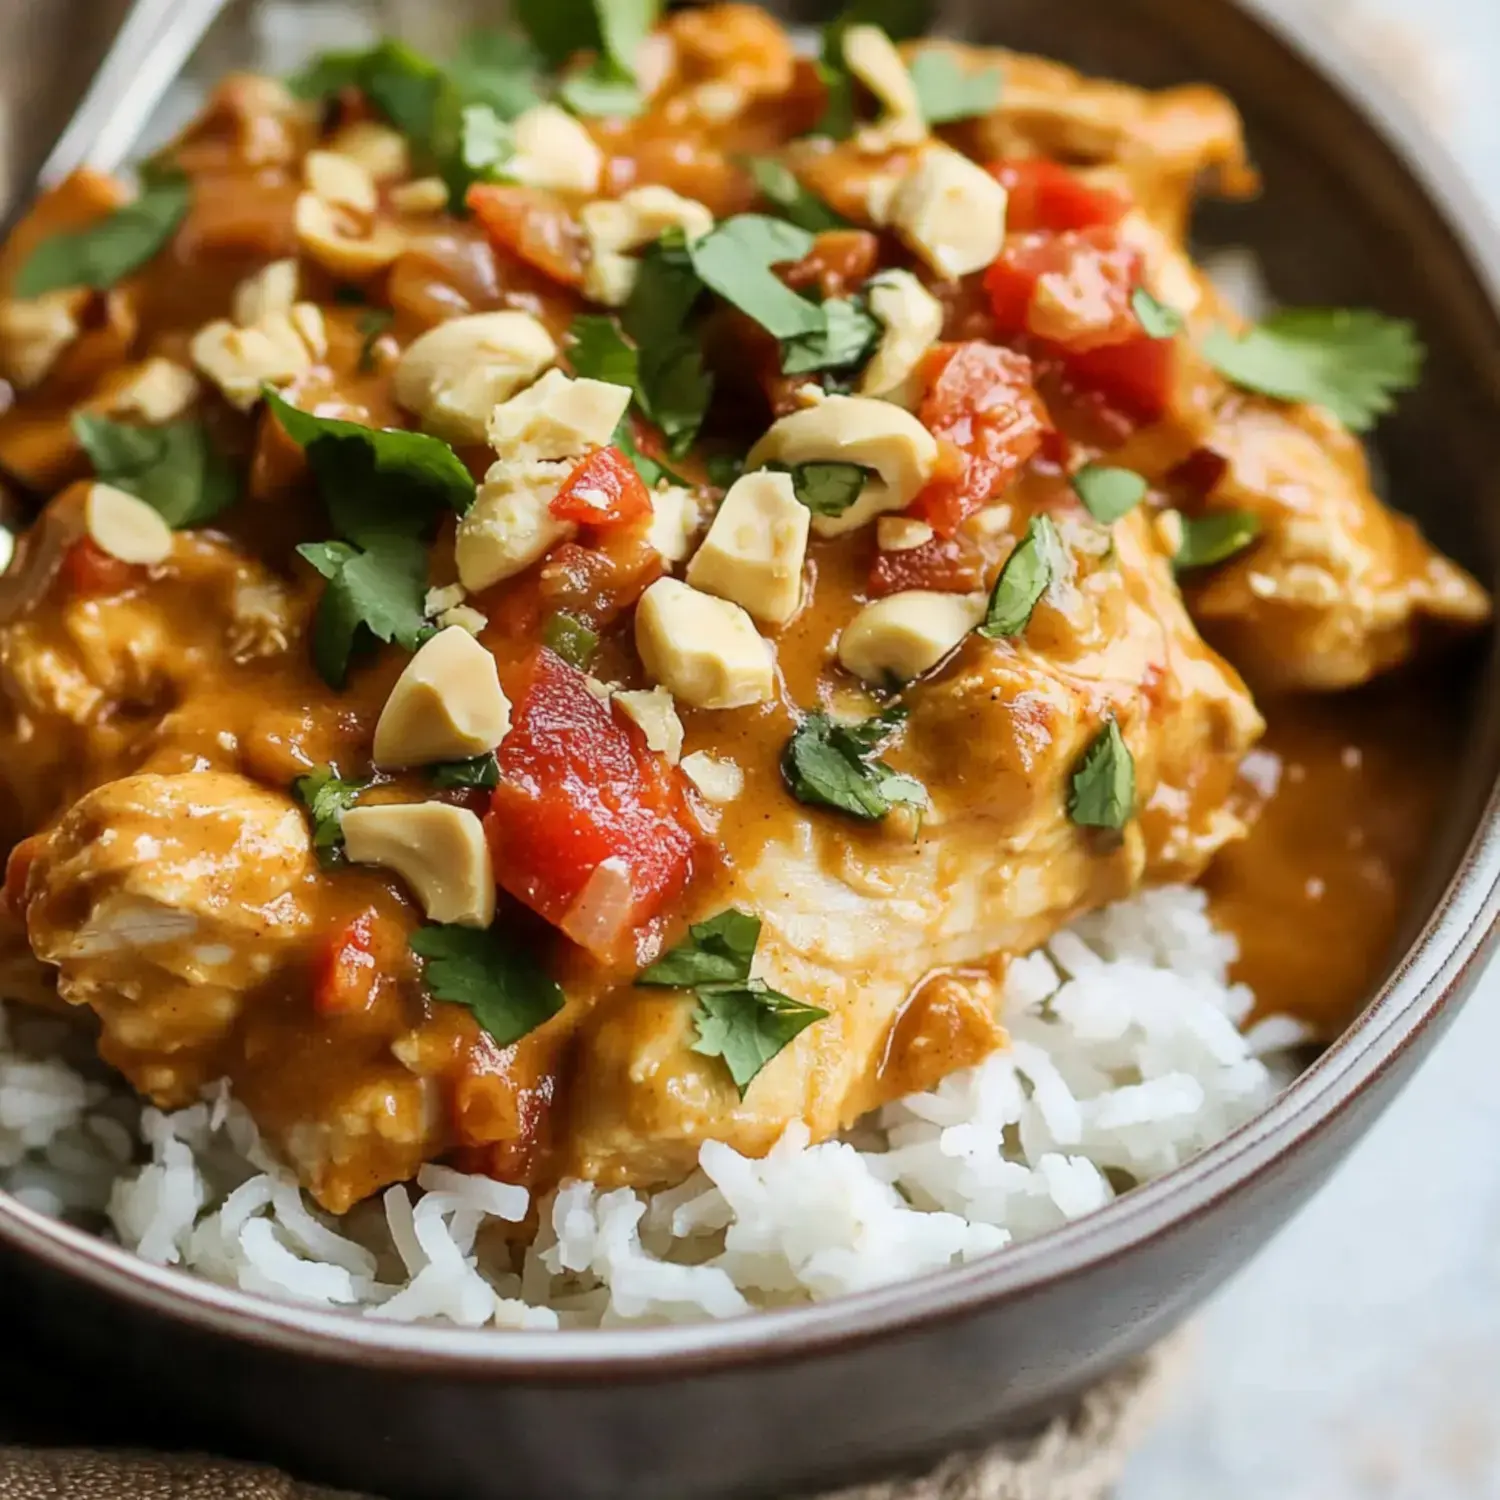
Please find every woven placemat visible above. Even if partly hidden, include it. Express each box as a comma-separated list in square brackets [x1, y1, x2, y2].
[0, 1332, 1189, 1500]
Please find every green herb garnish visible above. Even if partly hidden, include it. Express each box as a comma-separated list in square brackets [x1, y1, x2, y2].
[781, 707, 927, 821]
[430, 753, 502, 790]
[446, 29, 547, 120]
[639, 908, 827, 1095]
[14, 173, 190, 298]
[1132, 288, 1184, 339]
[71, 413, 236, 528]
[293, 767, 369, 867]
[779, 296, 881, 377]
[355, 309, 395, 373]
[568, 313, 709, 460]
[1201, 308, 1422, 431]
[905, 51, 1002, 124]
[297, 538, 431, 687]
[980, 514, 1059, 638]
[410, 923, 565, 1046]
[814, 0, 931, 138]
[541, 610, 600, 668]
[1071, 465, 1146, 525]
[767, 460, 871, 518]
[687, 215, 823, 340]
[1172, 509, 1261, 571]
[743, 158, 846, 233]
[1068, 719, 1135, 831]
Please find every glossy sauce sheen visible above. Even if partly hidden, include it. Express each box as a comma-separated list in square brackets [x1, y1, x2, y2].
[0, 11, 1486, 1211]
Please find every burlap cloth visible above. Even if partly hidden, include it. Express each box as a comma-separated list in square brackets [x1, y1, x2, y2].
[0, 1332, 1190, 1500]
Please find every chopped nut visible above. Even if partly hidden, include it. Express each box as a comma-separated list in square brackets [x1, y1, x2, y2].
[389, 177, 450, 216]
[0, 288, 89, 390]
[456, 459, 576, 591]
[100, 358, 200, 424]
[887, 144, 1009, 279]
[635, 577, 774, 709]
[877, 516, 935, 552]
[294, 193, 406, 280]
[373, 626, 512, 768]
[646, 485, 705, 564]
[508, 104, 604, 196]
[613, 686, 685, 763]
[680, 751, 745, 803]
[190, 303, 326, 410]
[393, 312, 558, 445]
[486, 368, 632, 461]
[424, 583, 468, 618]
[327, 120, 411, 182]
[746, 394, 939, 537]
[838, 590, 985, 684]
[304, 150, 378, 214]
[84, 483, 173, 566]
[439, 604, 489, 636]
[232, 259, 299, 326]
[686, 469, 809, 625]
[341, 803, 496, 927]
[843, 25, 926, 154]
[860, 269, 944, 405]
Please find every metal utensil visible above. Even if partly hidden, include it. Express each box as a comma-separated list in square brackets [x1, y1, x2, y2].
[37, 0, 232, 187]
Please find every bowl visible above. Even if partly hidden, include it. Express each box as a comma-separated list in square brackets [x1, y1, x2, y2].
[1, 0, 1499, 1495]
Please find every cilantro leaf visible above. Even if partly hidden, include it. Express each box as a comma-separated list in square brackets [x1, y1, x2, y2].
[980, 513, 1059, 638]
[1172, 509, 1261, 571]
[779, 296, 880, 376]
[454, 103, 517, 194]
[568, 314, 709, 459]
[71, 413, 236, 528]
[1201, 308, 1423, 431]
[293, 766, 369, 867]
[516, 0, 658, 101]
[814, 0, 931, 138]
[743, 158, 846, 233]
[639, 908, 761, 986]
[906, 51, 1002, 124]
[767, 460, 871, 517]
[265, 390, 474, 546]
[621, 230, 703, 347]
[541, 610, 600, 668]
[1132, 287, 1183, 339]
[15, 173, 190, 298]
[687, 215, 823, 340]
[356, 309, 394, 373]
[690, 981, 829, 1096]
[613, 419, 686, 488]
[1072, 465, 1146, 525]
[410, 924, 565, 1047]
[430, 752, 501, 789]
[1068, 718, 1135, 831]
[447, 29, 546, 119]
[781, 708, 927, 821]
[559, 58, 645, 118]
[706, 453, 746, 489]
[296, 536, 430, 687]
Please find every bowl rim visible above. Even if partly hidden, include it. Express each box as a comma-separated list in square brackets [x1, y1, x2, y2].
[3, 0, 1500, 1382]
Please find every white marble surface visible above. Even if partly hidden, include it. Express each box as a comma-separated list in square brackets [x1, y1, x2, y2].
[1121, 4, 1500, 1496]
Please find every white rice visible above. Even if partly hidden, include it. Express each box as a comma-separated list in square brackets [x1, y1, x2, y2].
[0, 885, 1308, 1329]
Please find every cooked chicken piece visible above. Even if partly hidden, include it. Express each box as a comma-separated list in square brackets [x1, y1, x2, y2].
[19, 773, 314, 1100]
[567, 508, 1262, 1184]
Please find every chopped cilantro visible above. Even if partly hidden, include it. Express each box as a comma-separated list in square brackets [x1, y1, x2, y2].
[687, 215, 823, 340]
[430, 752, 502, 790]
[15, 172, 190, 298]
[1201, 308, 1423, 431]
[410, 924, 565, 1046]
[568, 313, 709, 459]
[1068, 718, 1135, 831]
[980, 513, 1059, 637]
[639, 908, 761, 986]
[355, 309, 394, 373]
[779, 296, 880, 376]
[781, 707, 927, 821]
[743, 157, 846, 233]
[293, 766, 369, 867]
[541, 611, 600, 668]
[71, 413, 236, 528]
[905, 51, 1002, 124]
[1172, 509, 1261, 571]
[767, 460, 871, 518]
[446, 29, 546, 120]
[1071, 465, 1146, 525]
[1131, 287, 1183, 339]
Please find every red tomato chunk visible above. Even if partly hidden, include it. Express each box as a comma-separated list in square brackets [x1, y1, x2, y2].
[314, 911, 381, 1017]
[909, 343, 1050, 535]
[60, 537, 141, 596]
[549, 446, 652, 528]
[990, 160, 1128, 234]
[467, 183, 586, 288]
[485, 649, 697, 954]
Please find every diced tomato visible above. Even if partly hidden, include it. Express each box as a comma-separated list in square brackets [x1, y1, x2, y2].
[984, 227, 1142, 353]
[908, 343, 1051, 535]
[1166, 445, 1230, 501]
[990, 161, 1128, 234]
[869, 533, 988, 597]
[485, 649, 697, 954]
[780, 230, 881, 299]
[313, 911, 381, 1017]
[59, 537, 140, 596]
[1062, 337, 1174, 426]
[467, 184, 586, 288]
[549, 446, 652, 528]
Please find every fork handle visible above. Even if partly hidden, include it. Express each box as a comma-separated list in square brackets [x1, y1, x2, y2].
[39, 0, 232, 186]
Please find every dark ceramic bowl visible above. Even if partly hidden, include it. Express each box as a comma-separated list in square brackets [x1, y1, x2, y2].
[2, 1, 1499, 1495]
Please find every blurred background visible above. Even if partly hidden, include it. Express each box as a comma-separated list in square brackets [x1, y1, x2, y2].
[1121, 7, 1500, 1493]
